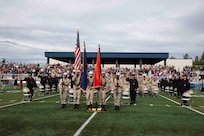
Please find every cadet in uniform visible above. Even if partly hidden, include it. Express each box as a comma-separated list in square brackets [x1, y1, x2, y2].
[126, 74, 139, 105]
[58, 72, 70, 108]
[121, 72, 129, 91]
[72, 71, 81, 109]
[99, 72, 108, 111]
[113, 72, 122, 110]
[141, 74, 148, 96]
[150, 76, 158, 96]
[86, 71, 94, 109]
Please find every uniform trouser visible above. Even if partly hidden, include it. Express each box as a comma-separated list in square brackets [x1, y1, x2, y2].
[98, 89, 106, 105]
[130, 90, 136, 104]
[86, 89, 94, 105]
[60, 91, 68, 104]
[28, 87, 34, 98]
[73, 89, 81, 104]
[114, 91, 121, 106]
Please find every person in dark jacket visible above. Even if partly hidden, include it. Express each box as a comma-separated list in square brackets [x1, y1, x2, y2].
[24, 73, 37, 101]
[38, 73, 47, 90]
[126, 74, 139, 105]
[181, 74, 190, 106]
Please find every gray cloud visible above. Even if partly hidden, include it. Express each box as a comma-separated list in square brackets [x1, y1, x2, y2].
[0, 0, 204, 63]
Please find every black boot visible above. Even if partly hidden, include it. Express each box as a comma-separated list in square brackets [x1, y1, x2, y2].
[117, 106, 120, 110]
[101, 105, 107, 111]
[64, 104, 67, 108]
[77, 104, 80, 109]
[115, 106, 117, 110]
[73, 104, 77, 109]
[61, 104, 64, 109]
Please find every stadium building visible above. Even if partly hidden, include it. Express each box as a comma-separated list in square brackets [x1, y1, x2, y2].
[45, 52, 169, 68]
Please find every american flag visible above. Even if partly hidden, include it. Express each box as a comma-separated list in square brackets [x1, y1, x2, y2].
[74, 30, 81, 70]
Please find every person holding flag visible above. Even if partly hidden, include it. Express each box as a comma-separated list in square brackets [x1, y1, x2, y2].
[86, 71, 94, 110]
[72, 28, 82, 109]
[93, 45, 102, 89]
[79, 42, 95, 110]
[92, 45, 102, 109]
[72, 70, 81, 109]
[99, 71, 108, 111]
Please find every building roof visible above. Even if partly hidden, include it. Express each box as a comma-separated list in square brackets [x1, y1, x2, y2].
[45, 52, 169, 65]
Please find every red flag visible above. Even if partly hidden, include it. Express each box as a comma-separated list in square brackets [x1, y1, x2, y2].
[74, 29, 81, 70]
[93, 46, 102, 88]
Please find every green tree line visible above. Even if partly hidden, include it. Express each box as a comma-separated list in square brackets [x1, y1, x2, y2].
[193, 52, 204, 65]
[169, 52, 204, 66]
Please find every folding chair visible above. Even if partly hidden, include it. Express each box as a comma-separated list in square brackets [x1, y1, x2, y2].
[45, 84, 51, 94]
[39, 84, 45, 96]
[152, 88, 160, 97]
[122, 88, 130, 105]
[51, 84, 57, 92]
[68, 89, 74, 104]
[142, 87, 149, 97]
[22, 87, 32, 102]
[181, 90, 194, 106]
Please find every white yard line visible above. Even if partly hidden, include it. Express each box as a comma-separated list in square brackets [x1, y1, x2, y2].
[159, 94, 204, 116]
[0, 90, 22, 95]
[74, 112, 97, 136]
[73, 95, 111, 136]
[0, 94, 59, 109]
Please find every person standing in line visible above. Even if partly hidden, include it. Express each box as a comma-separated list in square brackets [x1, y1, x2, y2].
[13, 75, 18, 89]
[58, 72, 70, 109]
[141, 74, 148, 96]
[52, 74, 59, 92]
[176, 73, 182, 98]
[113, 72, 122, 110]
[72, 70, 81, 109]
[99, 72, 108, 111]
[38, 72, 47, 90]
[86, 71, 94, 110]
[24, 73, 37, 101]
[181, 74, 190, 106]
[126, 74, 139, 105]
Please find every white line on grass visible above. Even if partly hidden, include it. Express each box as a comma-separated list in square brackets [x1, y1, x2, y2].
[73, 95, 111, 136]
[74, 111, 97, 136]
[0, 94, 59, 109]
[159, 94, 204, 116]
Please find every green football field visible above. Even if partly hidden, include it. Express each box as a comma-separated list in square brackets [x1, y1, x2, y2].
[0, 87, 204, 136]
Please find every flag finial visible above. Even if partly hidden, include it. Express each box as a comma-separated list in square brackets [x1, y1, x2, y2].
[76, 27, 80, 31]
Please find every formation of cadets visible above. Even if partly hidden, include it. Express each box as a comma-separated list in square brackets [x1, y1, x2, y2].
[34, 69, 192, 110]
[57, 69, 165, 111]
[22, 64, 193, 110]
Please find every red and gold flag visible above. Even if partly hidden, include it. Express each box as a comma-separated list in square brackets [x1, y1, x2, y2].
[93, 45, 102, 88]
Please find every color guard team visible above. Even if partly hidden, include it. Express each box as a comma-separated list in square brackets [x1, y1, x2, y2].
[57, 70, 162, 111]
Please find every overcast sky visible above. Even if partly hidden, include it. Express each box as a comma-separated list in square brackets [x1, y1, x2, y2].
[0, 0, 204, 64]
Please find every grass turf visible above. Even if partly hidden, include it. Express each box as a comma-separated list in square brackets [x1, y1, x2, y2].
[0, 89, 204, 136]
[83, 96, 204, 136]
